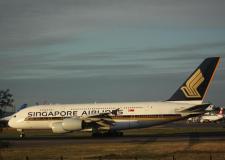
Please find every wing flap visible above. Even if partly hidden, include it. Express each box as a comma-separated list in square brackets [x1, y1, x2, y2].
[82, 109, 120, 129]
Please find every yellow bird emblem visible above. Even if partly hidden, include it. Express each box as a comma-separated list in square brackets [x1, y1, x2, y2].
[181, 69, 204, 98]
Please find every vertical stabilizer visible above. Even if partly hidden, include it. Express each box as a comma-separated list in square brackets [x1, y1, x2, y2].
[168, 57, 220, 104]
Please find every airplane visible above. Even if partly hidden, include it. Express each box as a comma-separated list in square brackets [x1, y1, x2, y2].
[8, 57, 220, 138]
[200, 107, 224, 123]
[186, 106, 223, 123]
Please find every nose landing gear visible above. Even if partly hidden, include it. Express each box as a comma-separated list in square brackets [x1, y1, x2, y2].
[17, 129, 25, 139]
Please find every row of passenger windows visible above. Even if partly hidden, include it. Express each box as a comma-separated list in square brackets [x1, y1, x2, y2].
[39, 106, 143, 111]
[25, 117, 65, 121]
[113, 115, 180, 118]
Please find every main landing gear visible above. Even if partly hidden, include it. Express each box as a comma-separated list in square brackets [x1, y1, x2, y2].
[17, 129, 25, 139]
[92, 131, 124, 137]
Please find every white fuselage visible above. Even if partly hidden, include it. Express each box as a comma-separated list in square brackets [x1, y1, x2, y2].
[8, 101, 194, 131]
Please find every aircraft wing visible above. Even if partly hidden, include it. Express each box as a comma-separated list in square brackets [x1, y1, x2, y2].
[81, 109, 120, 130]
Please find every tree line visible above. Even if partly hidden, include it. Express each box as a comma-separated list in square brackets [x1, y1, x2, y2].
[0, 89, 14, 118]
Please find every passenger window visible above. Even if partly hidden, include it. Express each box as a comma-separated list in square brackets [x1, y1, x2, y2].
[13, 115, 16, 118]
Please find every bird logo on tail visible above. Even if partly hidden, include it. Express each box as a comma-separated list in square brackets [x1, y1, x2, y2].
[181, 69, 205, 98]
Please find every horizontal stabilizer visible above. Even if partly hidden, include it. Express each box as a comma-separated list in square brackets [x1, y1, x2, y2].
[175, 103, 211, 117]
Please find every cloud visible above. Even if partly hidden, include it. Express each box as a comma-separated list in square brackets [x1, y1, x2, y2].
[138, 42, 225, 53]
[0, 0, 225, 105]
[1, 40, 225, 80]
[1, 0, 225, 51]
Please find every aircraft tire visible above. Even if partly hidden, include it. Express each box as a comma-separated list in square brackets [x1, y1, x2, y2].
[92, 132, 102, 137]
[19, 133, 25, 139]
[107, 131, 123, 137]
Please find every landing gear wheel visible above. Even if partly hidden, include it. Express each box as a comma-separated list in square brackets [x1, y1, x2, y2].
[92, 132, 102, 137]
[17, 129, 25, 139]
[19, 133, 25, 139]
[106, 131, 124, 137]
[92, 130, 124, 137]
[118, 132, 123, 136]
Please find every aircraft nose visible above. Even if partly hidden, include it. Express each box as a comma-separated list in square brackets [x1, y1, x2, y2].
[8, 118, 15, 128]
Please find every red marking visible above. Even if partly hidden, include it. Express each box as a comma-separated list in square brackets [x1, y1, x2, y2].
[218, 108, 224, 115]
[128, 108, 134, 112]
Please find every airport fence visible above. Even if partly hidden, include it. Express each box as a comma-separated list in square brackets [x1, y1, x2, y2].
[0, 154, 216, 160]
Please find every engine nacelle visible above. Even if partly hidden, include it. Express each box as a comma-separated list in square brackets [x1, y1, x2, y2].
[62, 118, 82, 131]
[51, 122, 69, 134]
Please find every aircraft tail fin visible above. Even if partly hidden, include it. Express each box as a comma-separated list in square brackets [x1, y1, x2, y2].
[167, 57, 220, 104]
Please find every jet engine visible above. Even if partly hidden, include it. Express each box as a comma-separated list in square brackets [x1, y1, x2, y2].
[51, 122, 69, 134]
[62, 118, 83, 131]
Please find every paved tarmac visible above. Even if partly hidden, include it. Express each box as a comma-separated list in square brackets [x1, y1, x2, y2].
[2, 131, 225, 148]
[2, 121, 225, 148]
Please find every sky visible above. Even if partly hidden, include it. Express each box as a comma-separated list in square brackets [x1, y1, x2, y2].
[0, 0, 225, 107]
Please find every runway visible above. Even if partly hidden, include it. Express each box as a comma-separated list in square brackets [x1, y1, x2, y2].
[2, 122, 225, 160]
[2, 131, 225, 149]
[2, 121, 225, 148]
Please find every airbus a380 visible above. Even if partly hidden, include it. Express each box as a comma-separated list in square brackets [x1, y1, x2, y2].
[8, 57, 220, 138]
